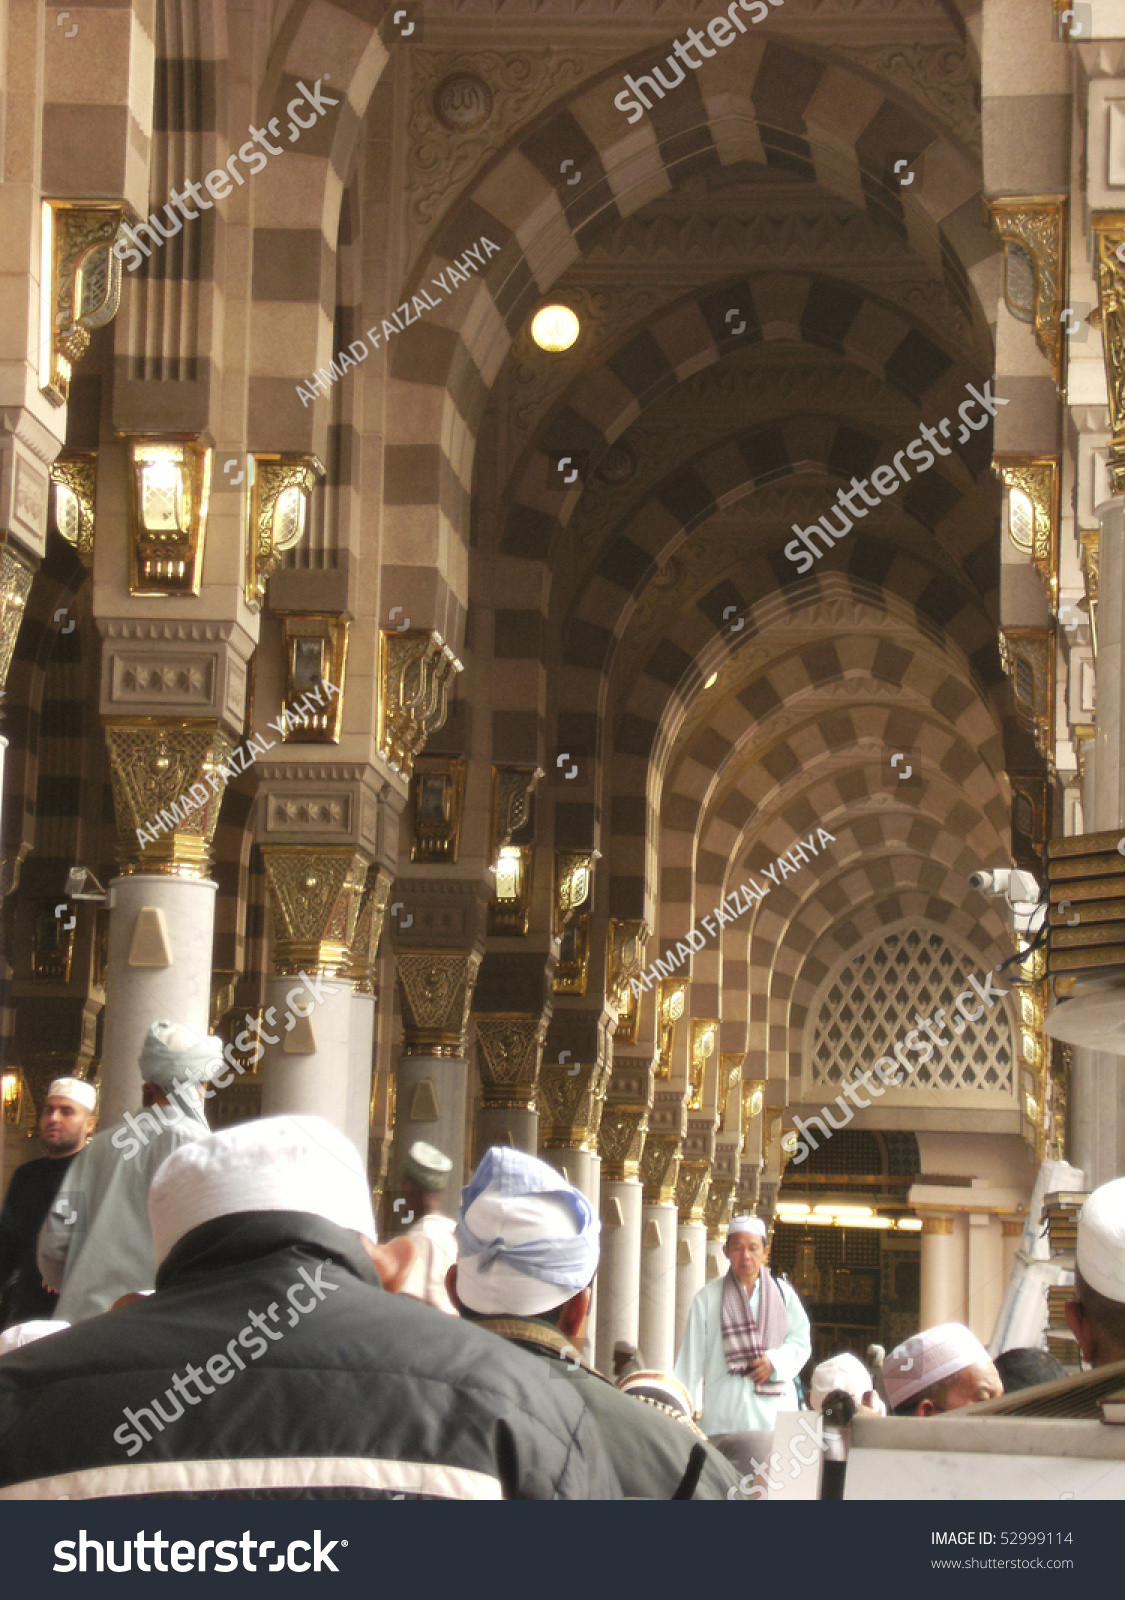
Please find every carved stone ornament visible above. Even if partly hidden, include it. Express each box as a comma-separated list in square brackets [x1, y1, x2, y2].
[103, 719, 237, 878]
[433, 72, 493, 131]
[993, 455, 1060, 610]
[539, 1060, 606, 1152]
[396, 949, 481, 1057]
[40, 201, 127, 406]
[989, 197, 1067, 385]
[999, 627, 1054, 764]
[49, 452, 96, 567]
[641, 1133, 683, 1206]
[607, 918, 648, 1043]
[260, 846, 370, 976]
[676, 1160, 712, 1226]
[378, 629, 463, 779]
[0, 534, 35, 696]
[1092, 216, 1125, 493]
[246, 454, 325, 609]
[598, 1104, 649, 1182]
[349, 865, 394, 991]
[476, 1013, 547, 1111]
[688, 1018, 719, 1112]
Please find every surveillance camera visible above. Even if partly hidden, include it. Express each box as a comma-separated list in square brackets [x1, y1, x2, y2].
[967, 870, 995, 892]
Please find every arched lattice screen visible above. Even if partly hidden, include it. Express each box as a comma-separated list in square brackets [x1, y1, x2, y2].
[808, 927, 1016, 1095]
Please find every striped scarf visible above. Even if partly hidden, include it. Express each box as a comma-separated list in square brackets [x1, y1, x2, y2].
[720, 1267, 787, 1393]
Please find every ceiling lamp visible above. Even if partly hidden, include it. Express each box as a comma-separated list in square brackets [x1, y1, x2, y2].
[896, 1218, 923, 1231]
[813, 1203, 875, 1218]
[531, 304, 580, 352]
[703, 672, 718, 689]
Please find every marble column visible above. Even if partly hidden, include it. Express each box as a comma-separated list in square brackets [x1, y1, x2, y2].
[539, 1055, 607, 1362]
[595, 1077, 650, 1374]
[388, 949, 482, 1210]
[919, 1213, 960, 1328]
[343, 869, 392, 1163]
[638, 1132, 682, 1374]
[675, 1221, 708, 1353]
[98, 722, 239, 1123]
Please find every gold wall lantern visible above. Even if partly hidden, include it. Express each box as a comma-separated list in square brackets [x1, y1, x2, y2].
[487, 765, 540, 937]
[994, 455, 1060, 612]
[409, 754, 467, 864]
[552, 850, 599, 995]
[49, 451, 96, 568]
[245, 453, 324, 607]
[607, 919, 648, 1044]
[656, 977, 687, 1078]
[123, 435, 212, 596]
[277, 613, 348, 742]
[1, 1069, 21, 1124]
[39, 201, 128, 405]
[688, 1018, 718, 1110]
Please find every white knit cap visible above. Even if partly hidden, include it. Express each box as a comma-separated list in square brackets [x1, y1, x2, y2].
[1077, 1177, 1125, 1302]
[727, 1215, 767, 1240]
[149, 1115, 378, 1266]
[884, 1323, 991, 1409]
[46, 1077, 96, 1112]
[810, 1352, 873, 1411]
[0, 1320, 69, 1355]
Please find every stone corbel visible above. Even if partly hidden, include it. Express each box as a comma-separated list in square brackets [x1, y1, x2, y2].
[606, 918, 648, 1044]
[39, 201, 129, 406]
[378, 628, 463, 778]
[989, 196, 1066, 385]
[993, 455, 1059, 612]
[396, 948, 481, 1056]
[260, 845, 370, 975]
[475, 1012, 548, 1111]
[999, 627, 1055, 763]
[104, 719, 238, 877]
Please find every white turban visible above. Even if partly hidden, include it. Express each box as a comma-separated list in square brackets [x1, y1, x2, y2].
[810, 1352, 875, 1412]
[727, 1215, 767, 1240]
[149, 1115, 378, 1266]
[455, 1148, 600, 1317]
[884, 1323, 991, 1410]
[1077, 1177, 1125, 1302]
[0, 1320, 69, 1355]
[139, 1020, 224, 1093]
[46, 1077, 96, 1112]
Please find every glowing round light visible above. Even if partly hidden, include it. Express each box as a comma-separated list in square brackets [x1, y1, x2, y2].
[704, 672, 718, 689]
[530, 304, 580, 352]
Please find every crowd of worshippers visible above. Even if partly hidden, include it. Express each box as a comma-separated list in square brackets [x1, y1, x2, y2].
[1, 1018, 1124, 1499]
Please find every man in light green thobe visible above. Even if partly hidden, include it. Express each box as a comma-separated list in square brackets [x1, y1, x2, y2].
[38, 1021, 219, 1323]
[674, 1214, 811, 1437]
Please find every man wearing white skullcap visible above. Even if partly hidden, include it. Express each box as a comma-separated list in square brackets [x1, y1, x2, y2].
[673, 1214, 811, 1437]
[1065, 1176, 1125, 1367]
[395, 1140, 458, 1316]
[37, 1021, 219, 1324]
[883, 1323, 1002, 1415]
[448, 1147, 739, 1499]
[0, 1077, 95, 1328]
[0, 1116, 619, 1500]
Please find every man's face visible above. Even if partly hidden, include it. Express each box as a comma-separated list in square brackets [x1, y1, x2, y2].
[39, 1095, 92, 1156]
[724, 1230, 768, 1287]
[916, 1359, 1003, 1415]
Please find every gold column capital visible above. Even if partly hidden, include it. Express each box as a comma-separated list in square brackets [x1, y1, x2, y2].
[921, 1215, 954, 1236]
[676, 1160, 712, 1225]
[539, 1060, 607, 1152]
[598, 1103, 649, 1181]
[640, 1131, 683, 1205]
[348, 865, 393, 992]
[261, 845, 369, 975]
[104, 719, 237, 878]
[475, 1012, 547, 1111]
[395, 948, 481, 1056]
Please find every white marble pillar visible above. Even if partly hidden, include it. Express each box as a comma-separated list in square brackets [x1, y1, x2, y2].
[595, 1178, 642, 1373]
[345, 991, 376, 1163]
[919, 1213, 961, 1327]
[706, 1234, 726, 1282]
[100, 874, 218, 1124]
[967, 1212, 1004, 1345]
[388, 1054, 469, 1214]
[259, 975, 355, 1132]
[541, 1147, 601, 1362]
[638, 1201, 677, 1372]
[675, 1220, 708, 1355]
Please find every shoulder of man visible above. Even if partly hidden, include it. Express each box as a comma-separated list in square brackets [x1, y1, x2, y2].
[576, 1369, 739, 1499]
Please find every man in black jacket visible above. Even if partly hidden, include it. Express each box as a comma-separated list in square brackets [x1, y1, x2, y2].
[0, 1115, 619, 1500]
[449, 1146, 740, 1500]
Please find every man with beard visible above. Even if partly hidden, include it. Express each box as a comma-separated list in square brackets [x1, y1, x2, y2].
[0, 1078, 96, 1328]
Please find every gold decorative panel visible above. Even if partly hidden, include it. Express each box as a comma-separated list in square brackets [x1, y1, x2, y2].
[688, 1018, 718, 1111]
[246, 454, 324, 606]
[476, 1013, 547, 1111]
[717, 1052, 744, 1133]
[989, 196, 1066, 383]
[396, 949, 481, 1056]
[994, 455, 1059, 611]
[409, 754, 467, 864]
[641, 1133, 683, 1205]
[103, 719, 236, 877]
[277, 613, 348, 741]
[1080, 529, 1099, 655]
[122, 435, 212, 597]
[349, 866, 393, 992]
[656, 978, 687, 1079]
[598, 1103, 649, 1181]
[39, 201, 128, 405]
[539, 1060, 606, 1152]
[0, 535, 35, 695]
[552, 851, 597, 995]
[378, 629, 463, 778]
[607, 918, 648, 1044]
[676, 1160, 711, 1225]
[260, 846, 369, 975]
[49, 452, 96, 567]
[1092, 214, 1125, 493]
[487, 765, 539, 937]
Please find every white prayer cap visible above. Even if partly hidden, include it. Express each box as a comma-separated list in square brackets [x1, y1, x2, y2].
[46, 1077, 96, 1112]
[1077, 1177, 1125, 1303]
[810, 1352, 873, 1412]
[0, 1320, 69, 1355]
[455, 1148, 600, 1317]
[884, 1322, 992, 1409]
[727, 1214, 767, 1240]
[149, 1114, 377, 1267]
[139, 1020, 224, 1093]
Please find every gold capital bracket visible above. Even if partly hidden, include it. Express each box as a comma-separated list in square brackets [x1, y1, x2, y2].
[276, 612, 349, 742]
[49, 451, 96, 567]
[378, 628, 464, 779]
[688, 1017, 718, 1111]
[655, 977, 686, 1079]
[1092, 215, 1125, 494]
[993, 455, 1059, 613]
[988, 195, 1067, 386]
[104, 720, 237, 878]
[39, 201, 130, 406]
[606, 918, 648, 1044]
[246, 454, 325, 608]
[475, 1013, 548, 1112]
[552, 850, 598, 995]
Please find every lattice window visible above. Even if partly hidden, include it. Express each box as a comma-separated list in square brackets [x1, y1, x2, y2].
[808, 926, 1016, 1094]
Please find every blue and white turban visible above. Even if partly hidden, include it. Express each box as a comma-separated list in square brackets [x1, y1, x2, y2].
[138, 1020, 224, 1094]
[455, 1148, 600, 1316]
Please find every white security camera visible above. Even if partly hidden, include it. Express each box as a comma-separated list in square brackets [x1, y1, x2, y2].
[968, 868, 1044, 937]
